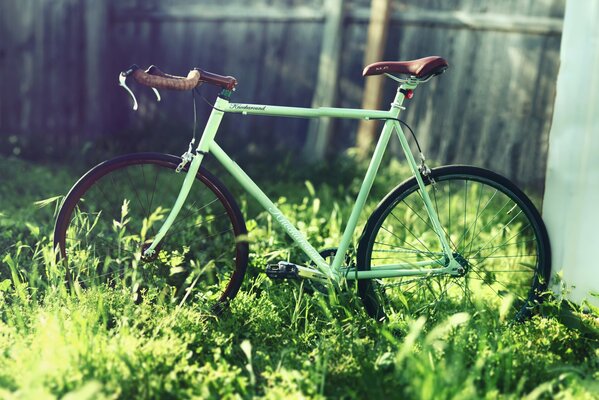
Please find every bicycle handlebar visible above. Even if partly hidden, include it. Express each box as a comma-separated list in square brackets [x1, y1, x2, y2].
[124, 64, 238, 91]
[119, 64, 238, 110]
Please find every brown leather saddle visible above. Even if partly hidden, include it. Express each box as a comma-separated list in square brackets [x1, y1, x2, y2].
[363, 56, 448, 79]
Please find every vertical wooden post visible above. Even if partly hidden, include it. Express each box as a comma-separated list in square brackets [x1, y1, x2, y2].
[84, 0, 108, 138]
[0, 0, 37, 140]
[302, 0, 345, 162]
[355, 0, 392, 157]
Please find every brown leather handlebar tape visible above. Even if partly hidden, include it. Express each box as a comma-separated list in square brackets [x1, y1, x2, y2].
[197, 69, 238, 90]
[132, 67, 201, 91]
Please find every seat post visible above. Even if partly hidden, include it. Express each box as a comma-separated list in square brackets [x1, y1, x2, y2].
[387, 78, 419, 113]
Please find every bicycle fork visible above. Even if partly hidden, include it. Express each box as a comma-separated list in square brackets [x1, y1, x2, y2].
[142, 96, 228, 259]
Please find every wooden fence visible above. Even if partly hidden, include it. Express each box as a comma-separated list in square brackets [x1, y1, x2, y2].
[0, 0, 564, 191]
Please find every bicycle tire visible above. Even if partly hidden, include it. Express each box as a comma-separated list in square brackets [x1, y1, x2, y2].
[54, 152, 248, 309]
[357, 165, 551, 321]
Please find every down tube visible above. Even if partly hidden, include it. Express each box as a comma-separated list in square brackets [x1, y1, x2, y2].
[208, 142, 334, 279]
[330, 120, 396, 273]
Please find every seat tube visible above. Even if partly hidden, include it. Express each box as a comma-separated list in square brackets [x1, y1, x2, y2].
[330, 92, 407, 274]
[143, 96, 228, 257]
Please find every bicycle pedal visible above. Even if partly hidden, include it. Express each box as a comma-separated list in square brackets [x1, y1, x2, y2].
[265, 261, 300, 280]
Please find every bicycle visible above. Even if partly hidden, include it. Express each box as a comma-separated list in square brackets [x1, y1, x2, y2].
[53, 56, 551, 320]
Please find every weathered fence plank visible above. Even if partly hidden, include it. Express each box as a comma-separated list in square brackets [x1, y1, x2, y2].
[355, 0, 392, 156]
[350, 9, 563, 35]
[84, 0, 108, 139]
[302, 0, 345, 162]
[114, 4, 325, 22]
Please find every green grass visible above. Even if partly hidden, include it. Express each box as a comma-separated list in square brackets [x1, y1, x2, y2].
[0, 154, 598, 399]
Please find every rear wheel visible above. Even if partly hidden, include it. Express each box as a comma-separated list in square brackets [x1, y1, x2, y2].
[53, 153, 248, 309]
[357, 165, 551, 321]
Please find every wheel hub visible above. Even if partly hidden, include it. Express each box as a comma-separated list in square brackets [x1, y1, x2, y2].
[140, 241, 161, 263]
[452, 253, 469, 277]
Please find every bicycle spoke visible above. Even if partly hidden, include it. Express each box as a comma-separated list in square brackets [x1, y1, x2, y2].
[65, 234, 140, 259]
[457, 275, 475, 309]
[370, 255, 441, 261]
[471, 253, 537, 261]
[140, 164, 151, 214]
[447, 180, 451, 244]
[464, 196, 513, 252]
[169, 199, 201, 231]
[124, 167, 149, 219]
[147, 167, 160, 224]
[461, 188, 501, 252]
[377, 228, 439, 261]
[372, 241, 444, 256]
[387, 212, 435, 256]
[400, 197, 435, 233]
[170, 199, 223, 231]
[431, 182, 459, 251]
[463, 180, 467, 249]
[466, 238, 536, 254]
[421, 186, 457, 252]
[466, 181, 485, 255]
[470, 268, 535, 273]
[412, 278, 455, 315]
[93, 179, 122, 219]
[467, 221, 530, 261]
[467, 270, 528, 306]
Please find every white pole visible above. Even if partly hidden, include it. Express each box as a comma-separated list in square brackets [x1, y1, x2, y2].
[543, 0, 599, 307]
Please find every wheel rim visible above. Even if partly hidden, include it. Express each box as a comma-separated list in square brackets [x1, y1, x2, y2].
[362, 171, 548, 320]
[55, 155, 246, 306]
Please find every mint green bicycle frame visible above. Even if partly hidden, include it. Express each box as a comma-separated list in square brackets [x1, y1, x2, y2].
[144, 78, 461, 283]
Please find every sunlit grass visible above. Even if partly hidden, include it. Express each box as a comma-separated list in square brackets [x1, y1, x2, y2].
[0, 155, 597, 398]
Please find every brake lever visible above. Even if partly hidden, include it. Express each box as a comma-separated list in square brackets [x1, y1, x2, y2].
[119, 71, 139, 111]
[151, 87, 161, 102]
[118, 64, 162, 111]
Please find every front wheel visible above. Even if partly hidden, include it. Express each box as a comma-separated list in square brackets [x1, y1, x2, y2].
[357, 165, 551, 321]
[53, 153, 249, 310]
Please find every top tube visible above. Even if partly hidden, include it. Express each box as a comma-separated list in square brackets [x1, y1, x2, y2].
[222, 102, 396, 120]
